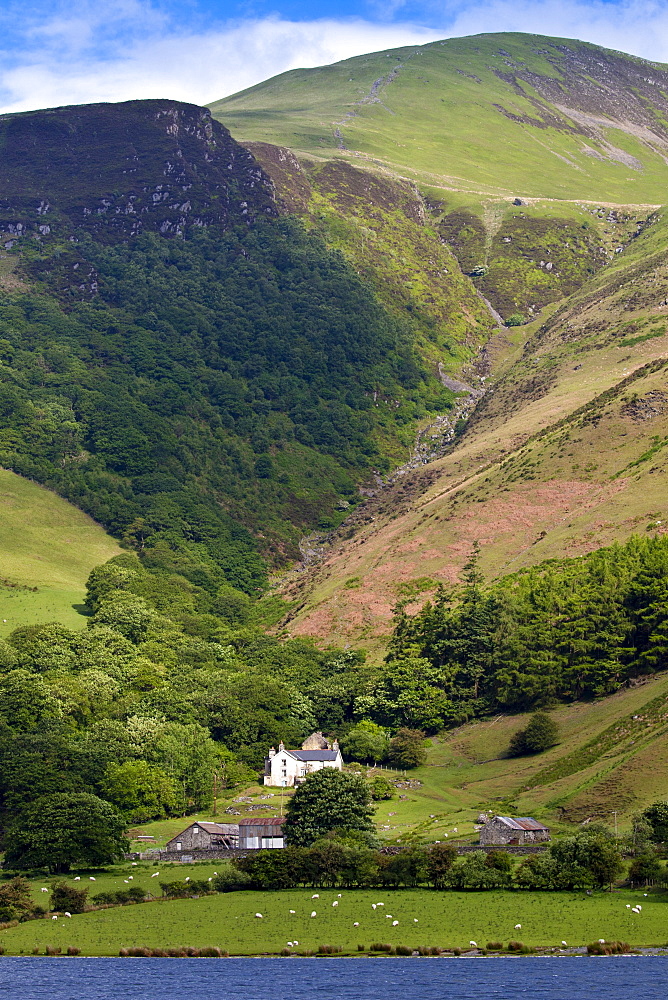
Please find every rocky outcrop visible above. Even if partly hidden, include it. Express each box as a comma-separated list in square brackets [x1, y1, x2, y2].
[0, 99, 276, 247]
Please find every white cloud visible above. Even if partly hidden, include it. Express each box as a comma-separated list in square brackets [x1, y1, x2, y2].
[0, 15, 438, 114]
[1, 0, 668, 115]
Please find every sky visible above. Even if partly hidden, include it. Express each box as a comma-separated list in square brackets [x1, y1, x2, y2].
[2, 0, 668, 114]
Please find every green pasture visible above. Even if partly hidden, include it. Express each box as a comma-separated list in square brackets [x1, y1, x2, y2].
[0, 469, 120, 635]
[2, 884, 667, 954]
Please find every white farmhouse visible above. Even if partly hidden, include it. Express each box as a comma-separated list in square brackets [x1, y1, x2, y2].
[264, 735, 343, 787]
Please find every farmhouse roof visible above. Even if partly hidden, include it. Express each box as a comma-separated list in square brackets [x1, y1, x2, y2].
[286, 749, 339, 761]
[494, 816, 549, 831]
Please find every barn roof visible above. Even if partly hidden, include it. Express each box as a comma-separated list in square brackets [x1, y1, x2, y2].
[165, 821, 239, 845]
[494, 816, 549, 831]
[238, 816, 284, 828]
[196, 822, 239, 835]
[286, 750, 339, 761]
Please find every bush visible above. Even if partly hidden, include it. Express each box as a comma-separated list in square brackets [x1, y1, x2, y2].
[66, 946, 81, 956]
[50, 882, 88, 914]
[509, 712, 559, 757]
[368, 775, 394, 801]
[505, 313, 525, 327]
[587, 940, 630, 955]
[628, 851, 663, 884]
[507, 940, 526, 952]
[387, 728, 427, 769]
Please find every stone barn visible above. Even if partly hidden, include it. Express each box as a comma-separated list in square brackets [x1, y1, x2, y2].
[238, 816, 285, 849]
[166, 821, 239, 853]
[479, 816, 550, 846]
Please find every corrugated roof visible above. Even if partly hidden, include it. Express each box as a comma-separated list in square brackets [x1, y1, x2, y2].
[197, 823, 239, 835]
[495, 816, 549, 831]
[238, 816, 284, 827]
[287, 750, 339, 761]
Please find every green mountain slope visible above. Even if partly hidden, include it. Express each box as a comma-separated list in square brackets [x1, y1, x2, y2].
[280, 196, 668, 653]
[0, 99, 492, 588]
[211, 32, 668, 203]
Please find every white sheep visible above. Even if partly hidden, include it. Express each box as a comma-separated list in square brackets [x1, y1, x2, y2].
[287, 941, 294, 947]
[293, 941, 299, 946]
[289, 909, 296, 914]
[392, 920, 399, 926]
[312, 894, 319, 899]
[414, 919, 418, 923]
[515, 924, 522, 930]
[40, 888, 48, 893]
[73, 877, 81, 882]
[51, 915, 58, 921]
[353, 922, 359, 927]
[311, 911, 317, 918]
[332, 901, 338, 907]
[372, 904, 377, 910]
[255, 913, 263, 919]
[89, 877, 96, 881]
[151, 872, 160, 877]
[64, 912, 71, 918]
[561, 941, 567, 947]
[469, 941, 477, 948]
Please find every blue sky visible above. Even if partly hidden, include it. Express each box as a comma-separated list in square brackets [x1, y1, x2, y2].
[1, 0, 667, 114]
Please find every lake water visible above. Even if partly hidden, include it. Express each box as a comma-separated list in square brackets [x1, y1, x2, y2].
[1, 956, 668, 1000]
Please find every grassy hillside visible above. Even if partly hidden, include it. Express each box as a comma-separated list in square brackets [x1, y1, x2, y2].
[0, 469, 120, 634]
[212, 33, 668, 204]
[279, 203, 668, 653]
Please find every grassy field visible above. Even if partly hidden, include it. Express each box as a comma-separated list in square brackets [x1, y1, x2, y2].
[0, 469, 120, 635]
[1, 876, 666, 955]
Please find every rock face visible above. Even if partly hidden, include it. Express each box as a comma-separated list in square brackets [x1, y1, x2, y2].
[0, 99, 276, 245]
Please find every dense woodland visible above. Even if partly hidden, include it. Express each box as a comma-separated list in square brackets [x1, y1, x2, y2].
[0, 221, 453, 580]
[0, 533, 667, 843]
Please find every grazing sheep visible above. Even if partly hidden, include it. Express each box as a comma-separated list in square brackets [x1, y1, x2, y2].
[73, 877, 81, 882]
[312, 894, 319, 899]
[392, 921, 399, 926]
[561, 941, 567, 947]
[51, 916, 58, 921]
[353, 922, 359, 927]
[255, 913, 263, 919]
[289, 910, 296, 914]
[64, 913, 71, 918]
[151, 872, 160, 877]
[332, 901, 338, 907]
[310, 911, 317, 918]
